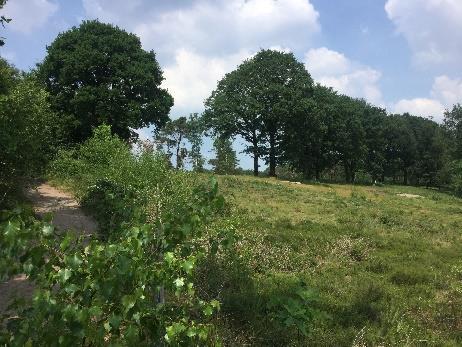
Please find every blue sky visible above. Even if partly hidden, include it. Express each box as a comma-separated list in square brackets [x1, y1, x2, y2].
[2, 0, 462, 169]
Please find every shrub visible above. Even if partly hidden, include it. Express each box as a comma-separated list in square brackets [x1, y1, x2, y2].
[1, 179, 228, 345]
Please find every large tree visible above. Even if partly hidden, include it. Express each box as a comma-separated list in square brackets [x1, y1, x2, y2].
[38, 20, 173, 143]
[280, 84, 337, 180]
[205, 49, 313, 176]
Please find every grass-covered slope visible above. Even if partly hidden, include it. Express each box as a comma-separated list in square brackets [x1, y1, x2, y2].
[213, 175, 462, 345]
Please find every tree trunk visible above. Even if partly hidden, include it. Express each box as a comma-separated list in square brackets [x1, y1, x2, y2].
[344, 164, 351, 183]
[315, 167, 320, 181]
[175, 134, 182, 169]
[269, 132, 276, 177]
[403, 168, 408, 185]
[253, 154, 259, 176]
[253, 133, 259, 176]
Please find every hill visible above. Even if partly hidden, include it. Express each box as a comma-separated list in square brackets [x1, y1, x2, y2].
[209, 175, 462, 345]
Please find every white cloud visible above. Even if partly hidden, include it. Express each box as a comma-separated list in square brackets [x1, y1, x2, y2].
[83, 0, 321, 117]
[83, 0, 320, 59]
[390, 74, 462, 122]
[304, 47, 383, 105]
[162, 49, 251, 116]
[431, 75, 462, 107]
[391, 98, 445, 121]
[385, 0, 462, 67]
[3, 0, 58, 34]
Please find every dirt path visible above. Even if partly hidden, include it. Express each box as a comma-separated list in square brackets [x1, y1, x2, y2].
[0, 183, 97, 315]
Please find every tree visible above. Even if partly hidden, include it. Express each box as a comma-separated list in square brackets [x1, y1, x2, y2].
[155, 114, 205, 171]
[0, 74, 62, 204]
[333, 96, 368, 183]
[186, 113, 205, 172]
[38, 20, 173, 143]
[156, 117, 189, 169]
[205, 49, 313, 176]
[209, 137, 238, 175]
[280, 84, 337, 180]
[382, 115, 417, 184]
[444, 104, 462, 159]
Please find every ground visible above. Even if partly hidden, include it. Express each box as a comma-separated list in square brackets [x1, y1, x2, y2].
[213, 175, 462, 345]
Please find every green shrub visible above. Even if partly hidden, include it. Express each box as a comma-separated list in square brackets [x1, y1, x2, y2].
[1, 179, 228, 345]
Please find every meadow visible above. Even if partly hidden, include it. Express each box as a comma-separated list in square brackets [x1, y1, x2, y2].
[201, 175, 462, 345]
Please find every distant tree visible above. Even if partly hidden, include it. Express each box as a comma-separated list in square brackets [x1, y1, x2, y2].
[280, 84, 337, 180]
[205, 49, 313, 177]
[157, 117, 189, 169]
[444, 104, 462, 159]
[209, 137, 238, 175]
[382, 115, 417, 184]
[333, 96, 368, 183]
[38, 20, 173, 143]
[186, 113, 205, 172]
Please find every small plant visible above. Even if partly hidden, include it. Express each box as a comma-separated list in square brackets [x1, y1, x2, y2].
[267, 283, 324, 338]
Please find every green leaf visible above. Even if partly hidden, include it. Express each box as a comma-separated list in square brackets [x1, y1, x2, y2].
[122, 295, 136, 313]
[58, 268, 72, 283]
[42, 224, 54, 236]
[174, 277, 185, 288]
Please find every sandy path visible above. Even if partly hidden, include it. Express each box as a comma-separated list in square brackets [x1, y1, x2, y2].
[0, 183, 97, 315]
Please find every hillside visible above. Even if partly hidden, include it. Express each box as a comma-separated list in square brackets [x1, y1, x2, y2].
[211, 175, 462, 345]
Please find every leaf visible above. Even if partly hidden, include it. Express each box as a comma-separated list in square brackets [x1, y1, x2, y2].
[42, 224, 54, 236]
[174, 277, 185, 288]
[104, 321, 111, 332]
[182, 259, 194, 274]
[121, 295, 136, 313]
[203, 305, 213, 317]
[58, 268, 72, 283]
[109, 314, 122, 330]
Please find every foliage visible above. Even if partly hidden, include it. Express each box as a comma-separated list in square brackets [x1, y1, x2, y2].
[0, 0, 11, 46]
[38, 20, 173, 143]
[155, 114, 206, 171]
[205, 49, 313, 176]
[209, 137, 238, 175]
[214, 175, 462, 345]
[0, 73, 62, 205]
[0, 178, 226, 345]
[444, 103, 462, 159]
[267, 284, 324, 338]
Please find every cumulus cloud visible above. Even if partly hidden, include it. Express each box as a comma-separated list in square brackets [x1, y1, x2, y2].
[391, 98, 445, 121]
[385, 0, 462, 67]
[431, 75, 462, 107]
[3, 0, 58, 34]
[390, 74, 462, 122]
[163, 49, 252, 115]
[83, 0, 321, 117]
[304, 47, 383, 105]
[84, 0, 320, 59]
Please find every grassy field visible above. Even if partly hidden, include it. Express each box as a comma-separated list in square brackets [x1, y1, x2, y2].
[203, 175, 462, 346]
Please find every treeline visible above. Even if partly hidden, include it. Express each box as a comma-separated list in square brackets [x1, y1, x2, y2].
[203, 49, 461, 190]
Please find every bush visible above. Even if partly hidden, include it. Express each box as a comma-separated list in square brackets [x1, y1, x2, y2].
[0, 76, 63, 205]
[1, 179, 228, 345]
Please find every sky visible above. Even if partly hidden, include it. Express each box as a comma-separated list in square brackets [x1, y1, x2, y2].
[2, 0, 462, 169]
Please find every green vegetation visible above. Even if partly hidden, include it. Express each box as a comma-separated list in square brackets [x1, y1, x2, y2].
[1, 12, 462, 347]
[38, 20, 173, 143]
[211, 175, 462, 345]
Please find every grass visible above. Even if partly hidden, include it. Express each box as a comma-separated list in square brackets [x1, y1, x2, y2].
[202, 175, 462, 346]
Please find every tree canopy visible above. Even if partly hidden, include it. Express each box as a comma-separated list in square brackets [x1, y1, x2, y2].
[38, 20, 173, 143]
[205, 49, 313, 176]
